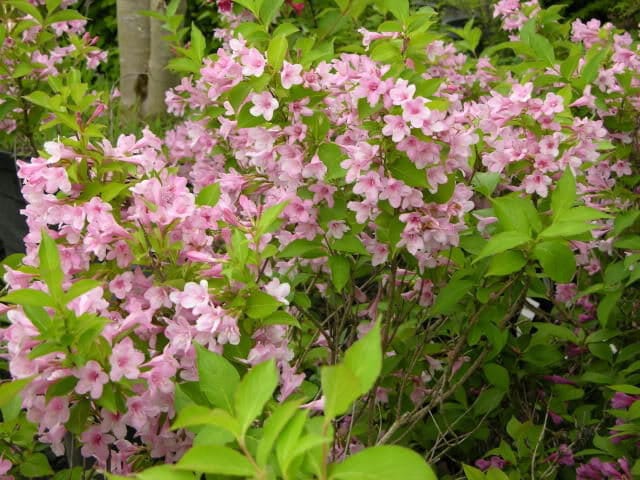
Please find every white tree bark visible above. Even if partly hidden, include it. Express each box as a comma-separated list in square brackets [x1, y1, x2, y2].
[116, 0, 151, 112]
[117, 0, 185, 119]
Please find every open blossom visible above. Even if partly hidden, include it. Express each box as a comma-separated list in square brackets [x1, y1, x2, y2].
[170, 280, 210, 312]
[109, 337, 145, 381]
[81, 426, 114, 465]
[240, 48, 266, 76]
[264, 278, 291, 305]
[75, 360, 109, 399]
[249, 91, 279, 121]
[522, 172, 552, 197]
[280, 61, 303, 89]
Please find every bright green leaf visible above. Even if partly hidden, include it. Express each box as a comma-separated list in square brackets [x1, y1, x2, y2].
[195, 344, 240, 412]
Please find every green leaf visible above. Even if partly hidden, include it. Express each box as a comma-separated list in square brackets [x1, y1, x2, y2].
[23, 91, 56, 110]
[0, 288, 54, 307]
[578, 46, 609, 88]
[19, 453, 53, 478]
[474, 231, 531, 263]
[46, 376, 78, 401]
[389, 156, 429, 188]
[259, 0, 284, 25]
[318, 143, 347, 180]
[234, 359, 278, 436]
[386, 0, 409, 22]
[138, 466, 196, 480]
[322, 363, 360, 419]
[246, 291, 282, 319]
[257, 202, 287, 235]
[463, 464, 486, 480]
[472, 172, 500, 197]
[539, 221, 596, 239]
[262, 310, 300, 328]
[528, 33, 555, 66]
[556, 206, 611, 223]
[195, 344, 240, 412]
[237, 103, 265, 128]
[431, 279, 474, 315]
[45, 0, 61, 12]
[533, 240, 576, 283]
[63, 279, 102, 303]
[279, 239, 325, 258]
[551, 169, 576, 219]
[268, 34, 287, 71]
[609, 384, 640, 395]
[273, 22, 299, 37]
[613, 210, 640, 236]
[39, 231, 64, 300]
[46, 9, 86, 24]
[344, 322, 382, 395]
[8, 1, 44, 23]
[176, 445, 255, 476]
[257, 400, 302, 465]
[332, 235, 368, 255]
[328, 255, 350, 292]
[0, 377, 33, 408]
[172, 405, 240, 437]
[486, 250, 527, 276]
[196, 184, 221, 207]
[330, 445, 437, 480]
[598, 290, 622, 328]
[66, 398, 91, 434]
[23, 304, 54, 334]
[474, 388, 505, 415]
[483, 363, 510, 390]
[190, 23, 206, 61]
[492, 195, 541, 234]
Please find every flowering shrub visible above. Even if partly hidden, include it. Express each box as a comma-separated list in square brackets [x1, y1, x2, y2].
[1, 0, 640, 478]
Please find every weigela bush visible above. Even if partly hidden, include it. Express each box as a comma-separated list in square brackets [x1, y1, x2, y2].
[1, 0, 640, 478]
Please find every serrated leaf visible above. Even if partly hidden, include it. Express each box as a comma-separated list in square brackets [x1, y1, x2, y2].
[176, 445, 255, 476]
[196, 184, 221, 207]
[330, 446, 436, 480]
[328, 255, 350, 292]
[474, 231, 531, 262]
[195, 345, 240, 412]
[268, 34, 287, 71]
[533, 240, 576, 283]
[551, 169, 576, 219]
[246, 291, 281, 319]
[234, 359, 278, 436]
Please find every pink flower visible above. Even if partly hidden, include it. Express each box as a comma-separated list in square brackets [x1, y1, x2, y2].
[240, 48, 266, 77]
[402, 98, 431, 129]
[264, 278, 291, 305]
[327, 220, 349, 239]
[42, 396, 70, 429]
[389, 78, 416, 105]
[509, 82, 533, 103]
[541, 92, 564, 116]
[280, 61, 303, 89]
[353, 170, 382, 201]
[522, 172, 552, 197]
[170, 280, 210, 311]
[382, 115, 410, 142]
[81, 426, 114, 465]
[0, 456, 11, 475]
[75, 361, 109, 399]
[109, 337, 145, 381]
[249, 92, 279, 121]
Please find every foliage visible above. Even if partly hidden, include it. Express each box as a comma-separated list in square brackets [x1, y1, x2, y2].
[0, 0, 640, 479]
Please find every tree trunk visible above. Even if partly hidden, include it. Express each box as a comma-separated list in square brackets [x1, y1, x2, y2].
[142, 0, 181, 117]
[116, 0, 151, 116]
